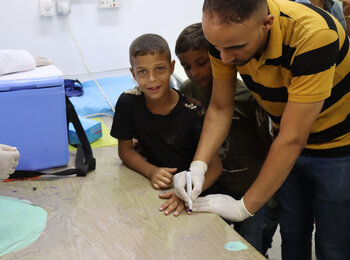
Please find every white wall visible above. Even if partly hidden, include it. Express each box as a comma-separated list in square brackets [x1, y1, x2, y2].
[0, 0, 202, 79]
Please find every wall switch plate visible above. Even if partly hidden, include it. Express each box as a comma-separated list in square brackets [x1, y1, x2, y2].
[98, 0, 121, 8]
[39, 0, 55, 17]
[57, 0, 71, 15]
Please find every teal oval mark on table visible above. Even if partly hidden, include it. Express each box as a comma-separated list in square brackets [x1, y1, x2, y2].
[224, 241, 248, 251]
[0, 196, 47, 256]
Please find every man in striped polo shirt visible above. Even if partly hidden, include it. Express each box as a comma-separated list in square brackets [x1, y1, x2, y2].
[173, 0, 350, 259]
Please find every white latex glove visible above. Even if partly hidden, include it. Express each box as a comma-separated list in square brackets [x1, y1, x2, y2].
[0, 144, 20, 179]
[192, 194, 254, 222]
[174, 160, 207, 202]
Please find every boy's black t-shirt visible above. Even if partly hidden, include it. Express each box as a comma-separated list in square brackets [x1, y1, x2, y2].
[110, 87, 205, 173]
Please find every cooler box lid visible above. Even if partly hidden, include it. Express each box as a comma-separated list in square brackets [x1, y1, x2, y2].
[0, 65, 64, 91]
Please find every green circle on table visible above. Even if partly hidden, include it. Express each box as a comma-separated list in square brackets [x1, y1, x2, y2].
[0, 196, 47, 256]
[224, 241, 248, 251]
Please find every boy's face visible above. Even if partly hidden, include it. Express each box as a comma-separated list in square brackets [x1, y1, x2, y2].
[177, 48, 212, 89]
[130, 53, 175, 101]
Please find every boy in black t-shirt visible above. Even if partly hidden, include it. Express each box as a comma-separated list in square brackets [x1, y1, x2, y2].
[110, 33, 222, 216]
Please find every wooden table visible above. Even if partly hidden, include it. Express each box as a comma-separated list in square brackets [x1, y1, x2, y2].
[0, 145, 265, 260]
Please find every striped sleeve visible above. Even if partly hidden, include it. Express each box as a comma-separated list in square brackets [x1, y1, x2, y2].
[208, 44, 237, 80]
[288, 29, 339, 103]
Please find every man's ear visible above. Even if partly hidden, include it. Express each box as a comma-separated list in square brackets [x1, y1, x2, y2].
[263, 14, 274, 31]
[170, 60, 175, 74]
[129, 67, 136, 80]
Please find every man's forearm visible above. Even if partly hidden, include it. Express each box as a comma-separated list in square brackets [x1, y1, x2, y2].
[202, 154, 222, 191]
[243, 135, 304, 214]
[244, 100, 324, 214]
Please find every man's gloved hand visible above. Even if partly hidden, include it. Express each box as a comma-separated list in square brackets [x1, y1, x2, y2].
[192, 194, 254, 222]
[0, 144, 20, 179]
[174, 160, 207, 202]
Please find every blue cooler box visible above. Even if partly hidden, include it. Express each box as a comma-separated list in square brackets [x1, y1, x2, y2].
[0, 66, 69, 171]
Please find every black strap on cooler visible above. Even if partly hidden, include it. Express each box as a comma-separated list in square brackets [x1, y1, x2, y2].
[8, 97, 96, 180]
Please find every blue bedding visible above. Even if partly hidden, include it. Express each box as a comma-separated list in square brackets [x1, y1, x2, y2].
[69, 75, 135, 117]
[69, 74, 182, 117]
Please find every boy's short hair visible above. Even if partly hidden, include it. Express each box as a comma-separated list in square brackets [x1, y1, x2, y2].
[175, 23, 209, 56]
[203, 0, 267, 24]
[129, 34, 171, 65]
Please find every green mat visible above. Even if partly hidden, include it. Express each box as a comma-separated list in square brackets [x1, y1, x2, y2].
[69, 117, 118, 151]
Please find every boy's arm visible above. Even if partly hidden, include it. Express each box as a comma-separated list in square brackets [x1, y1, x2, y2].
[118, 140, 175, 189]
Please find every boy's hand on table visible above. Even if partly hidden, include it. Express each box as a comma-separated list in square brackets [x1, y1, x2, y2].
[0, 144, 20, 179]
[150, 167, 176, 189]
[192, 194, 253, 222]
[159, 191, 185, 216]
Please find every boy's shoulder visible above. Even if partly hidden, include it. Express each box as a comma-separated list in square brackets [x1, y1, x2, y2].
[180, 80, 211, 108]
[180, 79, 197, 92]
[179, 91, 206, 117]
[234, 80, 256, 107]
[117, 86, 143, 103]
[233, 80, 270, 125]
[124, 86, 143, 96]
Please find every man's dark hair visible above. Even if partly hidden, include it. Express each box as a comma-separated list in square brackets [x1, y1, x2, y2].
[129, 33, 171, 65]
[175, 23, 209, 56]
[203, 0, 267, 24]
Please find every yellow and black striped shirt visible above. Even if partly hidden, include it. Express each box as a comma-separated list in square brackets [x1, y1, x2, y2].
[209, 0, 350, 157]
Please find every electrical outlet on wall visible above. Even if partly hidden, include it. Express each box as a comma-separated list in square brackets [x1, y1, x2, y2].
[98, 0, 121, 8]
[57, 0, 71, 15]
[39, 0, 55, 17]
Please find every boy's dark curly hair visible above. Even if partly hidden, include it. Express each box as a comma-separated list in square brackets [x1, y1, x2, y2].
[175, 23, 209, 56]
[129, 34, 171, 65]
